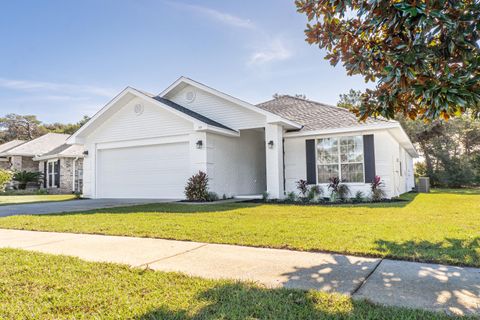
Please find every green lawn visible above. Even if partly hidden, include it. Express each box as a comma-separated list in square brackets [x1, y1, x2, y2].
[0, 248, 459, 319]
[0, 194, 76, 205]
[0, 190, 478, 267]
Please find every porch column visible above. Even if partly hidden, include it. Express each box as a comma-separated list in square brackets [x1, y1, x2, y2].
[265, 123, 284, 199]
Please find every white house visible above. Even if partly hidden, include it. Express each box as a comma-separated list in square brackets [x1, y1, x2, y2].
[68, 77, 417, 200]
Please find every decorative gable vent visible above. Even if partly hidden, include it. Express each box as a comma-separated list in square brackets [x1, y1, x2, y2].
[185, 90, 196, 103]
[134, 103, 144, 115]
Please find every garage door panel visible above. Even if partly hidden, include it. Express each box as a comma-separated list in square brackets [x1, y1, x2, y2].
[97, 142, 189, 199]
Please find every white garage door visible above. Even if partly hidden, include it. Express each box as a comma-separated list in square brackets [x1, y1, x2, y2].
[97, 142, 190, 199]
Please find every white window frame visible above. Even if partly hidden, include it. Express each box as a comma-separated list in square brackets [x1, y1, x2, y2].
[315, 135, 366, 184]
[47, 159, 59, 189]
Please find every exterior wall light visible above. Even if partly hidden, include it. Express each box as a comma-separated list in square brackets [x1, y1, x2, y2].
[83, 150, 89, 156]
[268, 140, 274, 149]
[196, 140, 203, 149]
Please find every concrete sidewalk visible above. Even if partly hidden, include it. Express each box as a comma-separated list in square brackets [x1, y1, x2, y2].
[0, 229, 478, 316]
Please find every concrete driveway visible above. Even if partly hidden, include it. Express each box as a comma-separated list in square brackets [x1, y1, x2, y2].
[0, 199, 175, 217]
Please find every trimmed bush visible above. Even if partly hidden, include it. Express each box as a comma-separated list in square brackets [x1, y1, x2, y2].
[184, 171, 209, 201]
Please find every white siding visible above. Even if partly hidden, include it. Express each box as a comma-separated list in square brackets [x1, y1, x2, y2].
[206, 130, 266, 197]
[90, 97, 193, 143]
[284, 129, 407, 198]
[81, 96, 196, 198]
[166, 84, 266, 130]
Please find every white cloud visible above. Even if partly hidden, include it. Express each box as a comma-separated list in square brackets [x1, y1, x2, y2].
[0, 78, 116, 97]
[248, 37, 293, 65]
[167, 2, 255, 29]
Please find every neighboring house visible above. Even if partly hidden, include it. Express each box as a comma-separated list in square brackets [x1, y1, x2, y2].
[33, 144, 84, 194]
[0, 133, 84, 193]
[68, 76, 417, 200]
[0, 140, 26, 169]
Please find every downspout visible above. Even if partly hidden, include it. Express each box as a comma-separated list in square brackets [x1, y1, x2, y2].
[72, 157, 79, 193]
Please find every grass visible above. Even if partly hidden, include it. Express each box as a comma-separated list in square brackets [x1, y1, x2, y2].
[0, 190, 478, 267]
[0, 248, 460, 319]
[0, 194, 76, 205]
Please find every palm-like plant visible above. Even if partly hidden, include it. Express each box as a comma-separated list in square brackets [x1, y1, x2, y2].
[13, 171, 42, 190]
[371, 176, 386, 201]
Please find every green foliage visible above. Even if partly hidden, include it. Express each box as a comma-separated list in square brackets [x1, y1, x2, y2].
[337, 89, 362, 110]
[0, 114, 90, 144]
[307, 185, 323, 202]
[261, 191, 269, 202]
[12, 171, 42, 190]
[0, 114, 45, 142]
[207, 192, 219, 202]
[184, 171, 209, 201]
[0, 249, 451, 320]
[354, 191, 365, 202]
[0, 170, 13, 192]
[297, 0, 480, 121]
[286, 191, 297, 202]
[398, 114, 480, 187]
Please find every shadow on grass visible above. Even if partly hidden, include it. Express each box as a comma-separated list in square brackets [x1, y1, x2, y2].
[43, 193, 419, 217]
[375, 237, 480, 268]
[137, 282, 445, 320]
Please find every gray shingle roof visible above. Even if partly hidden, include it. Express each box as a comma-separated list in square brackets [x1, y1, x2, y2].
[152, 96, 236, 132]
[256, 95, 390, 132]
[4, 133, 71, 156]
[35, 143, 84, 159]
[0, 140, 26, 156]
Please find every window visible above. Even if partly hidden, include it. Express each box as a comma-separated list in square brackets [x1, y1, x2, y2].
[47, 160, 59, 188]
[316, 136, 364, 183]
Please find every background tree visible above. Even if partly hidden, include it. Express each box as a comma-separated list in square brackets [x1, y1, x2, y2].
[0, 114, 90, 143]
[296, 0, 480, 121]
[337, 89, 362, 109]
[0, 114, 46, 143]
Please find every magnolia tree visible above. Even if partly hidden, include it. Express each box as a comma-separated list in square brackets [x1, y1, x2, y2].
[296, 0, 480, 121]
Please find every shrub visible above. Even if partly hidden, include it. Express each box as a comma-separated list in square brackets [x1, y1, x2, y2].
[36, 189, 49, 195]
[307, 185, 323, 202]
[354, 191, 365, 202]
[286, 191, 297, 202]
[207, 192, 219, 201]
[328, 177, 350, 201]
[295, 179, 309, 198]
[262, 191, 269, 202]
[0, 169, 13, 192]
[13, 171, 42, 190]
[184, 171, 209, 201]
[370, 176, 386, 201]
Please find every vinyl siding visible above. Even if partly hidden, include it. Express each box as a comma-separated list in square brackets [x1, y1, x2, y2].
[284, 129, 412, 198]
[166, 84, 266, 130]
[81, 96, 196, 198]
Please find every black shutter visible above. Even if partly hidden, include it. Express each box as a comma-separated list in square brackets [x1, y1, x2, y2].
[305, 139, 316, 184]
[55, 159, 60, 188]
[363, 135, 376, 183]
[43, 162, 47, 188]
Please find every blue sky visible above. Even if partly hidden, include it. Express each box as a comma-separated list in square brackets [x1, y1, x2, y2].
[0, 0, 371, 124]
